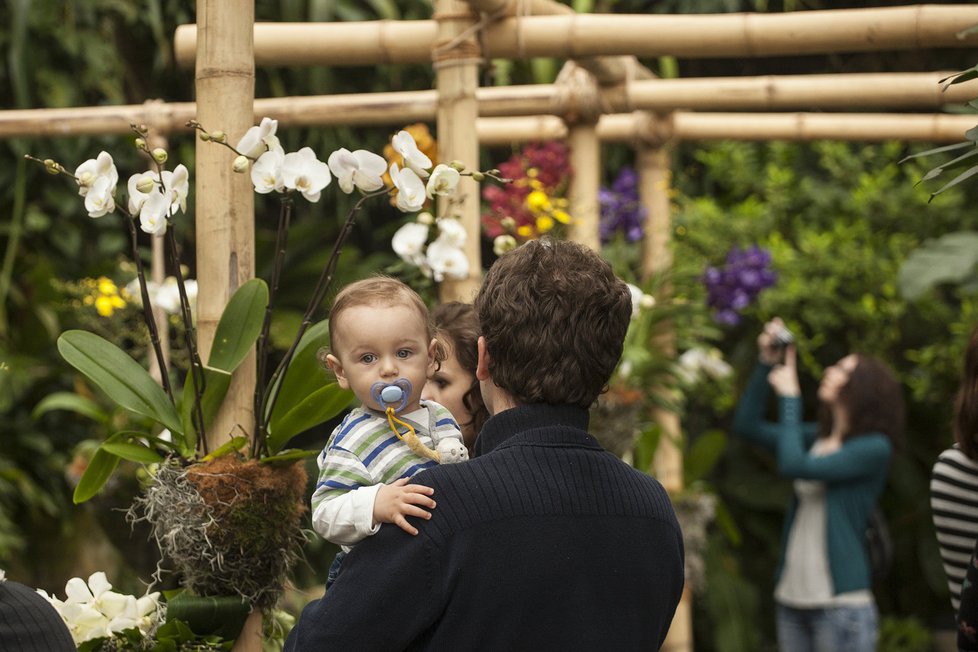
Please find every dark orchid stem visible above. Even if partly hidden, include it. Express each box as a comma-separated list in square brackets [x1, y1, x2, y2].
[257, 188, 387, 451]
[164, 227, 208, 455]
[124, 215, 174, 402]
[252, 196, 293, 458]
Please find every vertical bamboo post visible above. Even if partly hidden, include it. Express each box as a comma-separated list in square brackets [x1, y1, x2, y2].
[637, 115, 692, 652]
[434, 0, 482, 303]
[195, 2, 260, 650]
[558, 64, 602, 250]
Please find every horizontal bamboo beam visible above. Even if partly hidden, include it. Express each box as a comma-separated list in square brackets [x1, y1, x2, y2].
[174, 6, 978, 68]
[7, 73, 975, 140]
[6, 99, 974, 144]
[475, 113, 978, 144]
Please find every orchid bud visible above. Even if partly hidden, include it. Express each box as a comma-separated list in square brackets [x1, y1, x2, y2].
[471, 171, 485, 182]
[134, 137, 146, 150]
[210, 131, 226, 143]
[500, 216, 517, 232]
[232, 156, 250, 174]
[43, 159, 60, 175]
[136, 176, 156, 194]
[199, 131, 211, 142]
[416, 211, 434, 225]
[640, 294, 656, 309]
[489, 169, 500, 176]
[493, 234, 518, 256]
[151, 148, 168, 164]
[136, 124, 148, 134]
[449, 160, 465, 172]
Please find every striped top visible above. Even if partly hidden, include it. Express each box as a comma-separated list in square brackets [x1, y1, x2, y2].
[311, 400, 462, 546]
[931, 445, 978, 612]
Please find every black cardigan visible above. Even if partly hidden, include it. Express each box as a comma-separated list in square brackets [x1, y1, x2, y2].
[285, 404, 685, 651]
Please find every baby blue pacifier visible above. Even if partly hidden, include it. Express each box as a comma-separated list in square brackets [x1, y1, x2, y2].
[370, 378, 413, 414]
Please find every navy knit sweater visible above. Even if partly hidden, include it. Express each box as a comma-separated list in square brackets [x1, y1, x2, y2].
[285, 403, 685, 651]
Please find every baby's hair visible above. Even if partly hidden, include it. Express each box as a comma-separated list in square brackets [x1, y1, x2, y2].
[316, 276, 445, 373]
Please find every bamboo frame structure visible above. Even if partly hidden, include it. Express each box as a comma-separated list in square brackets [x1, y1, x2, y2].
[5, 73, 976, 140]
[174, 5, 978, 67]
[193, 2, 260, 649]
[434, 0, 483, 302]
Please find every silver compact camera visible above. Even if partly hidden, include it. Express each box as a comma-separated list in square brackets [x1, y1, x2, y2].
[772, 325, 794, 349]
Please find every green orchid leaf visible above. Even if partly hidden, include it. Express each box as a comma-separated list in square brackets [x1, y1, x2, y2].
[267, 382, 354, 454]
[202, 435, 248, 461]
[100, 437, 165, 465]
[165, 593, 250, 640]
[73, 447, 121, 504]
[898, 231, 978, 300]
[265, 318, 332, 423]
[930, 164, 978, 200]
[207, 278, 268, 373]
[58, 330, 183, 435]
[684, 429, 727, 485]
[899, 141, 972, 164]
[260, 448, 320, 465]
[32, 391, 109, 424]
[179, 366, 233, 456]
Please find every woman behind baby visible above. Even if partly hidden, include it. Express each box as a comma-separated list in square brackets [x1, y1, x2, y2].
[311, 277, 468, 587]
[423, 302, 489, 456]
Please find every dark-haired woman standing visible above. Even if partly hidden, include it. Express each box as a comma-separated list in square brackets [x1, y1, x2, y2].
[733, 318, 903, 652]
[930, 324, 978, 649]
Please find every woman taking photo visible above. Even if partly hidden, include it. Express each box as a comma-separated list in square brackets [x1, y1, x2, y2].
[732, 318, 903, 652]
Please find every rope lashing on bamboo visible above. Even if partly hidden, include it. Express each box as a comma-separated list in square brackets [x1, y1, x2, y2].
[553, 62, 609, 125]
[432, 8, 497, 70]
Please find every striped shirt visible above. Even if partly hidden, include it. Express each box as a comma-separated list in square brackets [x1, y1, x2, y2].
[311, 400, 462, 546]
[931, 445, 978, 612]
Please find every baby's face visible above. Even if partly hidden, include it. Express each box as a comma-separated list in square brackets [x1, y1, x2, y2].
[327, 303, 435, 413]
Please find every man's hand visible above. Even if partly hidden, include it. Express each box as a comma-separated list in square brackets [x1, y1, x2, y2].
[372, 478, 436, 535]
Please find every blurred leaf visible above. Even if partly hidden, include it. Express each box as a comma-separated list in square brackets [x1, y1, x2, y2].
[101, 432, 164, 464]
[179, 366, 233, 456]
[73, 447, 120, 503]
[32, 391, 110, 423]
[898, 231, 978, 300]
[267, 383, 353, 453]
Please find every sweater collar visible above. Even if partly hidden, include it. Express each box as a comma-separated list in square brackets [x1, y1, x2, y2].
[474, 404, 595, 456]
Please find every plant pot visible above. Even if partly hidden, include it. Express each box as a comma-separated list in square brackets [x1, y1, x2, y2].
[133, 455, 307, 611]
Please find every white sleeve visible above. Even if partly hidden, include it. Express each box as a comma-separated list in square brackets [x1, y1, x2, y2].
[311, 483, 383, 546]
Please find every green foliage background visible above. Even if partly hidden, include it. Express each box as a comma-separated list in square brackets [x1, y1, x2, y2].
[3, 0, 978, 649]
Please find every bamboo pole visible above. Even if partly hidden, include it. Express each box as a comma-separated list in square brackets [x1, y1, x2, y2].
[174, 5, 978, 67]
[434, 0, 483, 302]
[194, 1, 260, 646]
[635, 139, 692, 652]
[6, 99, 978, 144]
[556, 64, 603, 250]
[5, 74, 978, 140]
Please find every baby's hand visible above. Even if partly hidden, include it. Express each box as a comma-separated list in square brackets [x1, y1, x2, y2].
[372, 478, 436, 536]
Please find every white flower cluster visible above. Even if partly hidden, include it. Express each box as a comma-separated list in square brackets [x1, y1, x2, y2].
[125, 276, 199, 316]
[676, 347, 733, 385]
[626, 283, 656, 319]
[391, 211, 469, 282]
[37, 572, 162, 646]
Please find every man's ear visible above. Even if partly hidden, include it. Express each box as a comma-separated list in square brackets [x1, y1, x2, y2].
[476, 336, 491, 381]
[325, 353, 350, 390]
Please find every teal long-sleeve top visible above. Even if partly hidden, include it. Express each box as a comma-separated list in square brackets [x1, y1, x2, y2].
[731, 363, 891, 595]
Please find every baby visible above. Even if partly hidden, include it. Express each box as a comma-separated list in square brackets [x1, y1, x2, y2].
[311, 277, 468, 584]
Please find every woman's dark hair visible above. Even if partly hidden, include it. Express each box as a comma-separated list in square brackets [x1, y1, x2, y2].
[953, 324, 978, 459]
[431, 302, 489, 439]
[818, 354, 905, 450]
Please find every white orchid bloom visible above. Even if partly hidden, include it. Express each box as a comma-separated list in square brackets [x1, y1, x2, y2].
[392, 130, 432, 178]
[61, 601, 111, 643]
[435, 217, 466, 248]
[327, 148, 387, 194]
[235, 117, 280, 160]
[251, 148, 286, 194]
[135, 592, 162, 634]
[84, 176, 116, 218]
[282, 147, 332, 202]
[425, 238, 469, 282]
[493, 234, 518, 256]
[75, 151, 118, 198]
[425, 164, 460, 198]
[391, 163, 426, 213]
[391, 222, 429, 265]
[139, 192, 170, 235]
[127, 171, 157, 215]
[152, 278, 182, 314]
[626, 283, 654, 319]
[163, 164, 190, 214]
